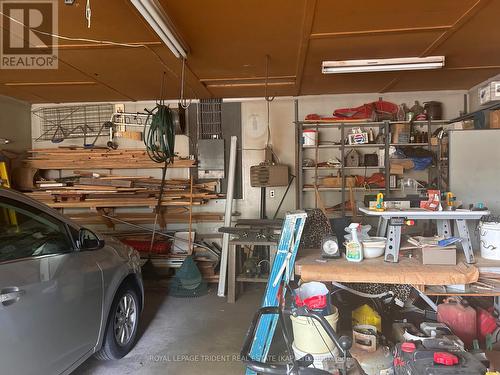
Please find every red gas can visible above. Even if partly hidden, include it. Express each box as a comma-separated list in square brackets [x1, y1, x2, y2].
[477, 307, 497, 343]
[437, 298, 477, 348]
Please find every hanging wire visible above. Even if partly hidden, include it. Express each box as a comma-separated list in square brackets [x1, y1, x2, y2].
[85, 0, 91, 28]
[264, 55, 275, 148]
[264, 54, 275, 102]
[179, 58, 192, 109]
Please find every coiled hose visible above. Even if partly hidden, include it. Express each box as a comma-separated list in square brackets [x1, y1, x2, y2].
[144, 104, 176, 164]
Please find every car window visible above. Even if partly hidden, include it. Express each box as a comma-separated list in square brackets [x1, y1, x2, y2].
[0, 197, 73, 263]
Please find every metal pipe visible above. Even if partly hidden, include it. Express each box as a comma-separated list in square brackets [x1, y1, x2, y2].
[217, 135, 238, 297]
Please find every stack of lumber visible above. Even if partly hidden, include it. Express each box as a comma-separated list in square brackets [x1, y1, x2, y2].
[24, 148, 196, 169]
[26, 173, 222, 209]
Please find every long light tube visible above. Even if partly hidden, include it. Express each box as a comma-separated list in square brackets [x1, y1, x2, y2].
[130, 0, 187, 59]
[322, 56, 444, 74]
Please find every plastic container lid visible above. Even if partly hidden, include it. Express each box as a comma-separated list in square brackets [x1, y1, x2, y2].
[433, 352, 458, 366]
[401, 342, 416, 353]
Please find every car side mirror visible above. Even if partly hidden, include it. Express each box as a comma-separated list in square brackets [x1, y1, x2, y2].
[78, 228, 105, 250]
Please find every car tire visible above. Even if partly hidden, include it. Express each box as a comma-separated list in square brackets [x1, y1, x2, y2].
[95, 283, 140, 360]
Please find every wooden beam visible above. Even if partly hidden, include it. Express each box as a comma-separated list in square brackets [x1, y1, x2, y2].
[420, 0, 491, 56]
[295, 0, 318, 96]
[310, 25, 451, 39]
[52, 41, 162, 50]
[200, 75, 296, 83]
[380, 0, 491, 93]
[4, 81, 96, 87]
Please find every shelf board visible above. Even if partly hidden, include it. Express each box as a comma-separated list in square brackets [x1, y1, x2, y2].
[302, 144, 341, 149]
[389, 120, 449, 125]
[303, 166, 383, 170]
[303, 187, 385, 192]
[303, 187, 426, 192]
[345, 143, 385, 148]
[236, 274, 269, 283]
[302, 143, 385, 149]
[299, 121, 385, 128]
[390, 143, 429, 147]
[298, 120, 449, 128]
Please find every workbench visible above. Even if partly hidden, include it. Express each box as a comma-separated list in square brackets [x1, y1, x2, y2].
[295, 251, 500, 299]
[358, 207, 490, 263]
[296, 251, 479, 286]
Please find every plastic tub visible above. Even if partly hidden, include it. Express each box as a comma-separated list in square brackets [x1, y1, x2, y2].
[292, 342, 338, 369]
[302, 129, 317, 146]
[290, 307, 339, 354]
[479, 221, 500, 260]
[361, 237, 386, 259]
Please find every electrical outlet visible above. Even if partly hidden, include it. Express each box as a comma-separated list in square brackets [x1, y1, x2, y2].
[270, 189, 275, 198]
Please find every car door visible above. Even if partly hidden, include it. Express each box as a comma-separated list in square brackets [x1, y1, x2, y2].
[0, 195, 103, 375]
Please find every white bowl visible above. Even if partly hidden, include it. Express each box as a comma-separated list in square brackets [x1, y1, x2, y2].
[361, 237, 387, 258]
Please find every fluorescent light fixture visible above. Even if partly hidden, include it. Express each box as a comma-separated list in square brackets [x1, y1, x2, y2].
[322, 56, 445, 74]
[130, 0, 187, 59]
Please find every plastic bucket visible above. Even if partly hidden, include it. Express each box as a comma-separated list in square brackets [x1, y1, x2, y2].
[292, 342, 337, 370]
[290, 307, 339, 354]
[479, 222, 500, 260]
[294, 282, 331, 315]
[302, 130, 317, 146]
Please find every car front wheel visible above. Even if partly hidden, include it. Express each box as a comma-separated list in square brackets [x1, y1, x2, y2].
[95, 283, 140, 360]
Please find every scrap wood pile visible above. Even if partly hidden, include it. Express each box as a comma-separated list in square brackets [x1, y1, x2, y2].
[26, 173, 223, 210]
[23, 148, 196, 169]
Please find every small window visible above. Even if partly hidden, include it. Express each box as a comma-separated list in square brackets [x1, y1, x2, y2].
[0, 197, 73, 263]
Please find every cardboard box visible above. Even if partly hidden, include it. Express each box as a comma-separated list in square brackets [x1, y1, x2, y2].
[391, 123, 410, 143]
[389, 164, 404, 175]
[490, 110, 500, 129]
[422, 247, 457, 265]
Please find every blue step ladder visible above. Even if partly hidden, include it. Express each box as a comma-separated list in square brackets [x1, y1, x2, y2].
[245, 211, 308, 375]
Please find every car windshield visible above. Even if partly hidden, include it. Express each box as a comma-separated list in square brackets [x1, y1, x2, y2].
[0, 198, 72, 262]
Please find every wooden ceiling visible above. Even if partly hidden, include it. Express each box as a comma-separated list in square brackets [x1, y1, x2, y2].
[1, 0, 499, 103]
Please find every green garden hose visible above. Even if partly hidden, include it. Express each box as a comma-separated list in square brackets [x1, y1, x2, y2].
[144, 104, 176, 164]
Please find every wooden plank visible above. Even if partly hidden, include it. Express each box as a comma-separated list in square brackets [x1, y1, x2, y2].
[79, 177, 133, 188]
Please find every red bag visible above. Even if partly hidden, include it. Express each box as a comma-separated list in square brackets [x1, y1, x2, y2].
[333, 100, 398, 121]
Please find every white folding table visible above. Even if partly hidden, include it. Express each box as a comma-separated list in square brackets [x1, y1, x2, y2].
[359, 207, 490, 263]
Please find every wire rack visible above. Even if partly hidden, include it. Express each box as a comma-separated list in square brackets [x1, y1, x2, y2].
[198, 99, 222, 139]
[34, 104, 114, 142]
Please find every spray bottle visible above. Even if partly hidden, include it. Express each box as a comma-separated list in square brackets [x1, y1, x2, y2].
[346, 223, 363, 262]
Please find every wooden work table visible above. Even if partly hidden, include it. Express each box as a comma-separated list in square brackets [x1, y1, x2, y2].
[295, 250, 500, 298]
[295, 249, 479, 287]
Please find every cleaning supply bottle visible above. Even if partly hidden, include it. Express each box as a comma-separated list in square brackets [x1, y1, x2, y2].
[346, 223, 363, 262]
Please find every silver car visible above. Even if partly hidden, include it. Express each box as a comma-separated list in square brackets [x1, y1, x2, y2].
[0, 188, 144, 375]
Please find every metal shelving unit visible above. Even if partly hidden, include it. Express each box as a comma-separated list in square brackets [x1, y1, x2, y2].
[294, 99, 449, 216]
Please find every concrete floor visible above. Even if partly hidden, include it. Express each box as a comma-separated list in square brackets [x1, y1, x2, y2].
[73, 283, 263, 375]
